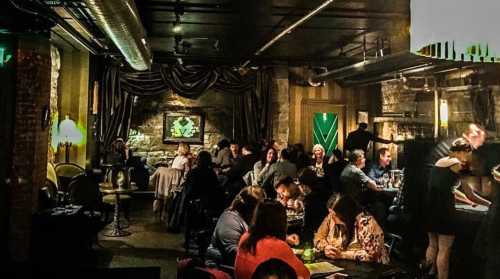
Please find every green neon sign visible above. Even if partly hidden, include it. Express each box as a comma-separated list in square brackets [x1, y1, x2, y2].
[0, 47, 13, 67]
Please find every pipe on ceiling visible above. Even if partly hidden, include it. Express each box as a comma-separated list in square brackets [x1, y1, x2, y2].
[83, 0, 152, 71]
[240, 0, 335, 68]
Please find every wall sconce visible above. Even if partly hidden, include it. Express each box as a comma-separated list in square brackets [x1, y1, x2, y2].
[58, 115, 83, 163]
[439, 99, 449, 129]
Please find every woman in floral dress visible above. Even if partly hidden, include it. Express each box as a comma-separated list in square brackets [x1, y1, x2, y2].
[314, 194, 389, 264]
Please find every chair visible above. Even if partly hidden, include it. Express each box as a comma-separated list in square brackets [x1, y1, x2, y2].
[177, 257, 231, 279]
[67, 173, 106, 247]
[184, 199, 218, 257]
[55, 163, 85, 196]
[384, 232, 403, 257]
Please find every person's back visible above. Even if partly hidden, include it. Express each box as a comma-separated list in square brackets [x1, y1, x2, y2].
[345, 129, 372, 152]
[235, 233, 309, 279]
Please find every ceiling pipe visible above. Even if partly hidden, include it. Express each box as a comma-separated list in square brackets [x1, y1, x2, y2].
[240, 0, 335, 69]
[83, 0, 152, 71]
[310, 51, 429, 83]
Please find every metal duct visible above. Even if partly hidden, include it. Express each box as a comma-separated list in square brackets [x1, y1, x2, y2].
[84, 0, 152, 71]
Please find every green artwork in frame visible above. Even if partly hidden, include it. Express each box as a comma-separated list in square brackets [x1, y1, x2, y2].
[163, 112, 204, 144]
[313, 112, 338, 156]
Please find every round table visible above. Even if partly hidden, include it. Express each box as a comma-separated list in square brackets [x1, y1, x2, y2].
[99, 183, 137, 237]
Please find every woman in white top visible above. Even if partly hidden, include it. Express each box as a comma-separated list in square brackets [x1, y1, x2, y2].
[171, 142, 192, 178]
[152, 142, 191, 221]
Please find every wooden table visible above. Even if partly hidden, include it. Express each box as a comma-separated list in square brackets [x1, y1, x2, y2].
[99, 182, 137, 237]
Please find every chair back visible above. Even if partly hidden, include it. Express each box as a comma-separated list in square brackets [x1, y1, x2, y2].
[55, 163, 85, 192]
[68, 173, 101, 211]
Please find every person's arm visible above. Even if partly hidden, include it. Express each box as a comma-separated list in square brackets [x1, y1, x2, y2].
[461, 177, 491, 207]
[453, 188, 476, 206]
[370, 132, 392, 144]
[255, 162, 271, 185]
[367, 166, 379, 183]
[340, 215, 389, 264]
[314, 214, 332, 251]
[358, 170, 382, 192]
[218, 214, 246, 264]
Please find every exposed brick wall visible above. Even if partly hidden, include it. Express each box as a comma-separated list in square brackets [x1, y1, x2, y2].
[9, 36, 51, 261]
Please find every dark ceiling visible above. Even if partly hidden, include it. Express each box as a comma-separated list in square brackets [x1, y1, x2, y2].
[7, 0, 410, 68]
[136, 0, 410, 67]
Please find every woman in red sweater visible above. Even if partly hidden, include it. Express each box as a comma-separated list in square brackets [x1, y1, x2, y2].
[235, 200, 310, 279]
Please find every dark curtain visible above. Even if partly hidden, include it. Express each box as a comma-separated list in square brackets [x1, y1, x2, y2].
[98, 64, 134, 151]
[98, 63, 273, 152]
[120, 64, 254, 98]
[233, 68, 274, 143]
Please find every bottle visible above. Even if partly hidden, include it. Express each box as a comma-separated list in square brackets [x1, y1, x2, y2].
[302, 242, 314, 263]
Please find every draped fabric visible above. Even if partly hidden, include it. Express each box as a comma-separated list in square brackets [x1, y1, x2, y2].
[98, 62, 273, 151]
[98, 64, 134, 150]
[233, 68, 274, 143]
[120, 64, 254, 98]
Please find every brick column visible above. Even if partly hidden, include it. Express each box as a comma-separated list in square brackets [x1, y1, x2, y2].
[9, 35, 51, 262]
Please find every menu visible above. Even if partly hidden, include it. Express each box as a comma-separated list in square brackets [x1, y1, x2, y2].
[304, 262, 344, 277]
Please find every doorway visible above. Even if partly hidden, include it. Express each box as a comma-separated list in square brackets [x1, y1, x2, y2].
[301, 100, 346, 155]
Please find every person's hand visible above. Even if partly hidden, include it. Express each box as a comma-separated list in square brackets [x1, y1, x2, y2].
[324, 245, 341, 259]
[286, 234, 300, 246]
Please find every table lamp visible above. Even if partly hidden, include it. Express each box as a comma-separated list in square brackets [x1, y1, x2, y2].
[58, 115, 82, 163]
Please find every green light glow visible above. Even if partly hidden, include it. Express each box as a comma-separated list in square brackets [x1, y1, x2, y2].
[0, 47, 13, 67]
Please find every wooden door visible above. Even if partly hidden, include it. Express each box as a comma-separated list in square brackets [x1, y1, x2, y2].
[301, 100, 346, 155]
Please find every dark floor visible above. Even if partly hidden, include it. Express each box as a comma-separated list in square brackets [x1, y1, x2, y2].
[94, 193, 184, 279]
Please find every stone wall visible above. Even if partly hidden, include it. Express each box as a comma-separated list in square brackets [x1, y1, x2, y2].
[128, 90, 233, 166]
[380, 70, 500, 139]
[272, 67, 290, 147]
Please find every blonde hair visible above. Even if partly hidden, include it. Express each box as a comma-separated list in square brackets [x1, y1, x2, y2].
[178, 142, 190, 156]
[312, 144, 325, 158]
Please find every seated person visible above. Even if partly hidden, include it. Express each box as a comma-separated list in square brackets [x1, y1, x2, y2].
[298, 168, 330, 243]
[275, 176, 304, 212]
[367, 147, 392, 186]
[207, 186, 266, 265]
[367, 147, 395, 227]
[314, 194, 389, 264]
[251, 258, 298, 279]
[235, 200, 309, 279]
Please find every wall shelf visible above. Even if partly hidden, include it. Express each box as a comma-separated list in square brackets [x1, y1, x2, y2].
[373, 116, 433, 124]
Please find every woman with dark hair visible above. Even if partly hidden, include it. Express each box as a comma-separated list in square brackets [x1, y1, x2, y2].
[252, 147, 278, 196]
[423, 138, 486, 279]
[299, 168, 330, 242]
[314, 194, 389, 264]
[207, 186, 266, 265]
[185, 151, 222, 214]
[214, 139, 232, 170]
[235, 200, 310, 279]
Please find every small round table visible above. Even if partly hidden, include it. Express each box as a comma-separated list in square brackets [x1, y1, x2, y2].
[99, 182, 137, 237]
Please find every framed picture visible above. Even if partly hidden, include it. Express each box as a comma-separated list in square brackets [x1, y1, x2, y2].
[357, 110, 369, 124]
[163, 111, 205, 144]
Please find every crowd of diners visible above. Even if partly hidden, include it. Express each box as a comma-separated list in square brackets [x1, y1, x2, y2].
[107, 122, 499, 279]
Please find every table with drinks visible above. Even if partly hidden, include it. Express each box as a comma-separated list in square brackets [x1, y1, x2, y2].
[293, 247, 403, 278]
